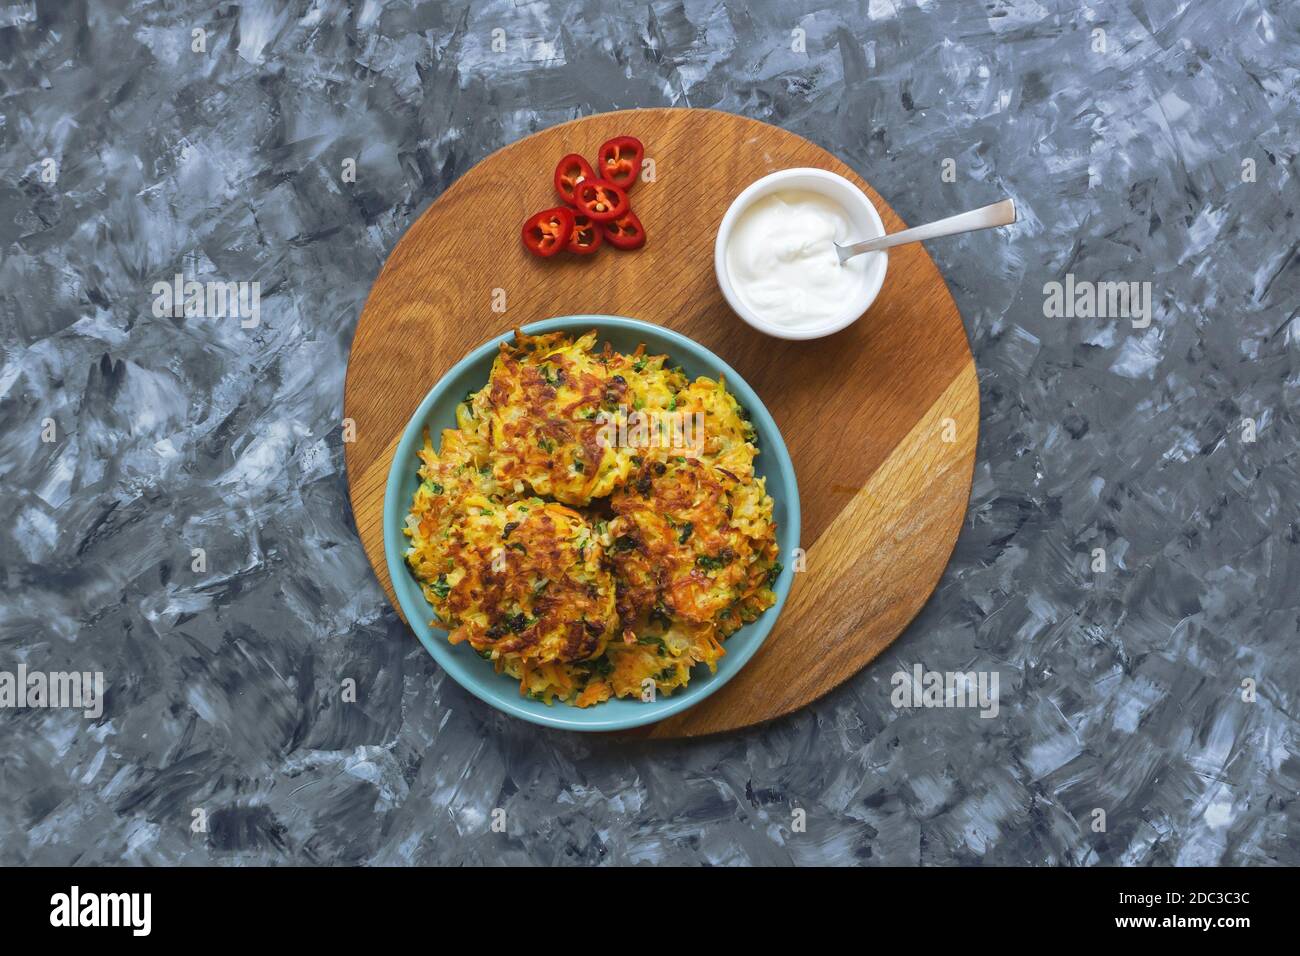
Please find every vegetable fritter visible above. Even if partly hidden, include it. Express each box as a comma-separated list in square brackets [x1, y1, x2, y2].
[607, 453, 777, 631]
[482, 330, 634, 506]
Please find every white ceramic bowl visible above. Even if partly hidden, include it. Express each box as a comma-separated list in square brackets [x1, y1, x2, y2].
[714, 168, 888, 341]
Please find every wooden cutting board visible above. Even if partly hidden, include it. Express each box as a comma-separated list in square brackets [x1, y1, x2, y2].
[344, 108, 978, 738]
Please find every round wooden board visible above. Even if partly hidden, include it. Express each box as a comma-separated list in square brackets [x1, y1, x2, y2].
[344, 108, 978, 739]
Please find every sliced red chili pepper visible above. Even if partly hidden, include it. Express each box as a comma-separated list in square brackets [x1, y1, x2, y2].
[566, 212, 603, 255]
[572, 178, 629, 222]
[597, 136, 644, 190]
[553, 153, 596, 206]
[602, 209, 645, 250]
[521, 206, 575, 258]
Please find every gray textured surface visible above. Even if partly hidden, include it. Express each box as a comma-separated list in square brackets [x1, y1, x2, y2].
[1, 0, 1297, 866]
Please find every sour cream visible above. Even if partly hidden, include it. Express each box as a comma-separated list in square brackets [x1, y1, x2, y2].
[724, 189, 868, 330]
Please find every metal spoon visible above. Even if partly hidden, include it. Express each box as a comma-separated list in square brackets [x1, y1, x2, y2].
[835, 198, 1017, 264]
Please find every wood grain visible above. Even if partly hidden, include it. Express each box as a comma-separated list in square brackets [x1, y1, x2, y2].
[343, 108, 978, 738]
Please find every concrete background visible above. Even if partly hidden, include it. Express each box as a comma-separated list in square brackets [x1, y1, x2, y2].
[1, 0, 1296, 865]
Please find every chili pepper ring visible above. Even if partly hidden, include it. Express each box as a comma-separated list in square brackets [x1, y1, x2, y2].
[572, 178, 629, 222]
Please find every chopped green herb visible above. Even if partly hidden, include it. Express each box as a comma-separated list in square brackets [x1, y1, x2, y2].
[695, 549, 736, 571]
[766, 562, 784, 586]
[649, 604, 672, 631]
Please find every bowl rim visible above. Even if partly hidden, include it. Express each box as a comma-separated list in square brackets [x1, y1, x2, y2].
[382, 315, 801, 732]
[713, 167, 888, 341]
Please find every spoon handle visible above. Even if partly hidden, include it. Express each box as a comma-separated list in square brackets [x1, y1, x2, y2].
[837, 198, 1017, 262]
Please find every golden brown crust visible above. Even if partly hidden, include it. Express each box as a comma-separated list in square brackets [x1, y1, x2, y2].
[484, 330, 634, 506]
[441, 500, 616, 664]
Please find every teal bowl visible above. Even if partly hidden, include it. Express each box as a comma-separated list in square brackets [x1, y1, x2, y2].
[383, 316, 800, 732]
